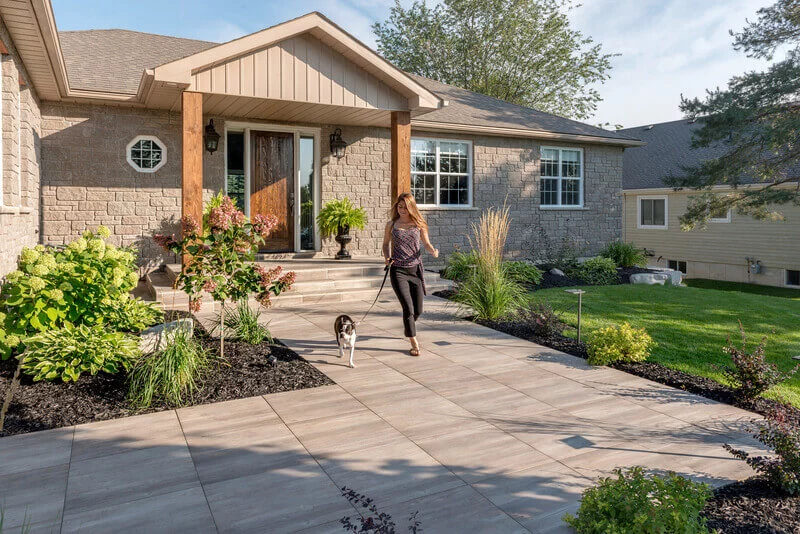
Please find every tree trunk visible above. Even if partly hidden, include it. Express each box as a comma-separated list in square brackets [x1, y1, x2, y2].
[220, 302, 225, 360]
[0, 355, 24, 433]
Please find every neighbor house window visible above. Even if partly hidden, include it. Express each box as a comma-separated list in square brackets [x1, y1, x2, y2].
[127, 135, 166, 173]
[638, 196, 668, 229]
[411, 138, 471, 207]
[540, 147, 583, 207]
[668, 260, 687, 274]
[786, 269, 800, 288]
[709, 207, 731, 223]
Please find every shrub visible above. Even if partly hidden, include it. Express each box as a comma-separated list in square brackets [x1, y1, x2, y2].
[517, 300, 564, 337]
[20, 323, 140, 382]
[599, 240, 647, 267]
[503, 260, 543, 286]
[569, 257, 619, 286]
[442, 249, 478, 282]
[106, 295, 163, 333]
[0, 227, 140, 358]
[453, 205, 525, 320]
[718, 321, 798, 401]
[316, 197, 368, 237]
[217, 299, 273, 345]
[587, 323, 655, 365]
[563, 466, 713, 534]
[724, 405, 800, 495]
[532, 228, 585, 271]
[154, 195, 295, 358]
[128, 328, 211, 409]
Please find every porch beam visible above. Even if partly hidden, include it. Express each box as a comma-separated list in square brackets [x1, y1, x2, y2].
[390, 111, 411, 201]
[181, 91, 203, 266]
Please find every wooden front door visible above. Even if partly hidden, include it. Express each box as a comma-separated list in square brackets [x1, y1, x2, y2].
[251, 131, 294, 252]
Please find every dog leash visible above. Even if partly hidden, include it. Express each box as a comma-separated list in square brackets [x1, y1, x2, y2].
[356, 263, 392, 324]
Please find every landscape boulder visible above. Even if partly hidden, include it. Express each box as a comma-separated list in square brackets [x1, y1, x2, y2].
[139, 318, 194, 354]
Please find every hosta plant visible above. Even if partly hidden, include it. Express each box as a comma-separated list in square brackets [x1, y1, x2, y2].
[154, 194, 295, 357]
[20, 323, 140, 382]
[0, 226, 140, 359]
[569, 256, 619, 286]
[587, 322, 655, 366]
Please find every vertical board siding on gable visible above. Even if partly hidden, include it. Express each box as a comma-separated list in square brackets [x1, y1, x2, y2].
[190, 34, 407, 110]
[623, 191, 800, 269]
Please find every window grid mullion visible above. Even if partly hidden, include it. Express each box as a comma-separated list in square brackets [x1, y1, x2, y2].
[435, 142, 441, 206]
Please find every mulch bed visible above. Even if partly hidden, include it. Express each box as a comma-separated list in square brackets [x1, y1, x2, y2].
[433, 286, 800, 532]
[0, 318, 333, 438]
[535, 265, 657, 290]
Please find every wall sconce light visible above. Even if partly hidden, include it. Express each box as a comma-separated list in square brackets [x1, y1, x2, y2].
[330, 128, 347, 159]
[204, 119, 220, 154]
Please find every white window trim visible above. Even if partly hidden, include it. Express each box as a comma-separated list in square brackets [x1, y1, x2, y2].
[710, 208, 731, 223]
[539, 146, 584, 208]
[785, 269, 800, 288]
[0, 57, 4, 207]
[411, 137, 473, 208]
[17, 87, 22, 207]
[126, 135, 167, 173]
[637, 195, 669, 229]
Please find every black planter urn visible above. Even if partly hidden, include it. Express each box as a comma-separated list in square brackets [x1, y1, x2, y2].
[334, 226, 352, 260]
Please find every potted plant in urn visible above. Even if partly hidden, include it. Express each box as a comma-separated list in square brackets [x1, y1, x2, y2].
[317, 197, 368, 259]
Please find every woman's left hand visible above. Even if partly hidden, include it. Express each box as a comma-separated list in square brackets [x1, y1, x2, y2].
[433, 248, 439, 258]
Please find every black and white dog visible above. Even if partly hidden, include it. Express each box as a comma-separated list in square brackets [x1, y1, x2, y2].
[334, 314, 357, 368]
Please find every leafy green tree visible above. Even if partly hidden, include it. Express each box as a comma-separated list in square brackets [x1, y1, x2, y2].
[372, 0, 615, 120]
[674, 0, 800, 229]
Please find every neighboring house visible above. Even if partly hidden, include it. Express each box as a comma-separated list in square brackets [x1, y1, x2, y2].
[620, 119, 800, 288]
[0, 1, 642, 277]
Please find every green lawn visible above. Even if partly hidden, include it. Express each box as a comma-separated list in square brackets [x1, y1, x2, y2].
[534, 284, 800, 407]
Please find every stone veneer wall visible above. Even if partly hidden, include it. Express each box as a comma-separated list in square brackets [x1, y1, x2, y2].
[323, 126, 623, 265]
[0, 18, 42, 277]
[40, 108, 622, 268]
[40, 103, 224, 270]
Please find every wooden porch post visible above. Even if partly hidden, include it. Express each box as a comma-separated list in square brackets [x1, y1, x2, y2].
[181, 91, 203, 267]
[390, 111, 411, 202]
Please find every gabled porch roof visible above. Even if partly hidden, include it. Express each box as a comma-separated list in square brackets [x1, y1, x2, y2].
[138, 12, 443, 126]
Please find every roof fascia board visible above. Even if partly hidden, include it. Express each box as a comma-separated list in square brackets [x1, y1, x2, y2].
[30, 0, 69, 99]
[151, 12, 442, 111]
[412, 120, 646, 147]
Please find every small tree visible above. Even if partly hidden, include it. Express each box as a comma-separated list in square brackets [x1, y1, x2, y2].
[154, 196, 295, 357]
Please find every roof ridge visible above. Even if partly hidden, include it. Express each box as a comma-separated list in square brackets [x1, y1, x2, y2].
[619, 117, 699, 131]
[58, 28, 218, 45]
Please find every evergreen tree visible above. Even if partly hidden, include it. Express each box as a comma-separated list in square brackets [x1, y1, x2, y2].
[372, 0, 615, 120]
[674, 0, 800, 229]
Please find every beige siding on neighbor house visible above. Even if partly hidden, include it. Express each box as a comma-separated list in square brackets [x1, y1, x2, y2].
[623, 189, 800, 286]
[190, 33, 407, 111]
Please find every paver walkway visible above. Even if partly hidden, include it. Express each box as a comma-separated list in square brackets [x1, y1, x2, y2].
[0, 296, 763, 533]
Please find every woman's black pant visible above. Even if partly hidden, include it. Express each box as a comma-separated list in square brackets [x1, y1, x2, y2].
[390, 266, 424, 337]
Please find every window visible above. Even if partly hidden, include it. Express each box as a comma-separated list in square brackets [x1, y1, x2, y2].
[225, 131, 245, 212]
[540, 147, 583, 207]
[668, 260, 687, 274]
[786, 270, 800, 288]
[411, 138, 471, 207]
[127, 135, 166, 173]
[710, 207, 731, 223]
[638, 196, 668, 228]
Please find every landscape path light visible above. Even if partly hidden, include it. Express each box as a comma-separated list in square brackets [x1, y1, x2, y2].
[564, 288, 586, 342]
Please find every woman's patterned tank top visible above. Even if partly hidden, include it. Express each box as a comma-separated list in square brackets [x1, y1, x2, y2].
[391, 225, 421, 267]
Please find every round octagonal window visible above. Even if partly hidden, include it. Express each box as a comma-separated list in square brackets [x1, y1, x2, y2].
[127, 135, 167, 173]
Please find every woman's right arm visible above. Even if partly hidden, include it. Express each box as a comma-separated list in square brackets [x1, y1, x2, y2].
[382, 221, 393, 265]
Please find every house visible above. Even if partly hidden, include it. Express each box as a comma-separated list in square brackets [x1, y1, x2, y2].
[619, 119, 800, 288]
[0, 1, 643, 278]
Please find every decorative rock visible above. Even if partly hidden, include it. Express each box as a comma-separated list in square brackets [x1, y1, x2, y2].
[630, 273, 670, 285]
[139, 319, 194, 354]
[549, 268, 565, 276]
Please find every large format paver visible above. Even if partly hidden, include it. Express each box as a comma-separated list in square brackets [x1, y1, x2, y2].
[0, 296, 764, 533]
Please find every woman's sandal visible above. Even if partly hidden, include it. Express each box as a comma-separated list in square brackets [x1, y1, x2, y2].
[409, 347, 421, 357]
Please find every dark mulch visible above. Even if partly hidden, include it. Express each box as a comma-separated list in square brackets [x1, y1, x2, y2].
[703, 477, 800, 534]
[433, 287, 800, 532]
[535, 265, 658, 290]
[0, 318, 333, 438]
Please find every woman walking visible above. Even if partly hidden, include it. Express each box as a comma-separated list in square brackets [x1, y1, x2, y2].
[382, 192, 439, 356]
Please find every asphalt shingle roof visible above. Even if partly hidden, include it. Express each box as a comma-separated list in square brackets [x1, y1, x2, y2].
[618, 119, 731, 189]
[59, 30, 216, 94]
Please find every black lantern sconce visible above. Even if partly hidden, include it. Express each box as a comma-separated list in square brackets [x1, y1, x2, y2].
[329, 128, 347, 159]
[204, 119, 221, 154]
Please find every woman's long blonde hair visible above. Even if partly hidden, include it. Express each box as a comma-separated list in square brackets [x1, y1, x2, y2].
[390, 192, 428, 230]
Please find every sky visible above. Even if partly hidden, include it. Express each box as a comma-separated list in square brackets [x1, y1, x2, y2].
[51, 0, 779, 129]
